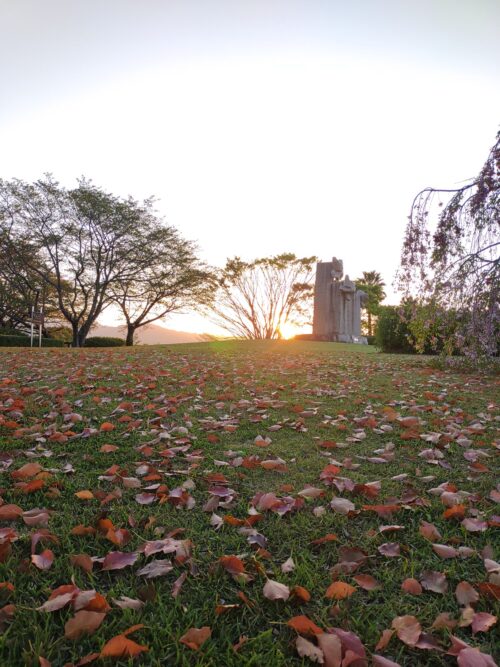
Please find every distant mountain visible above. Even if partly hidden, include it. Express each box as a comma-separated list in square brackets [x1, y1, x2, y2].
[90, 323, 204, 345]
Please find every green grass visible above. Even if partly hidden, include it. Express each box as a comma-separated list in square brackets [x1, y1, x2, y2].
[0, 341, 498, 666]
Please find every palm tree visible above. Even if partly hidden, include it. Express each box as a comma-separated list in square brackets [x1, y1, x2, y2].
[355, 271, 386, 336]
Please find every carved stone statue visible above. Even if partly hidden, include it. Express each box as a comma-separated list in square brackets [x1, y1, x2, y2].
[312, 258, 367, 343]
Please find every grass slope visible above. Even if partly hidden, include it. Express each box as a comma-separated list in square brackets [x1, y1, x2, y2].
[0, 341, 498, 666]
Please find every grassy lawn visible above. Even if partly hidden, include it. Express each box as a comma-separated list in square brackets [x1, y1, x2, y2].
[0, 341, 498, 666]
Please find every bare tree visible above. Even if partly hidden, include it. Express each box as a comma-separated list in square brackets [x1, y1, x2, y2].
[0, 176, 161, 346]
[398, 131, 499, 359]
[206, 254, 317, 339]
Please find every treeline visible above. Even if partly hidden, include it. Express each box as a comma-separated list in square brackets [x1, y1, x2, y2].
[0, 176, 212, 347]
[0, 176, 323, 346]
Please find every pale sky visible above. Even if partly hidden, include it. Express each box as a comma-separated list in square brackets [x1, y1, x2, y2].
[1, 0, 499, 334]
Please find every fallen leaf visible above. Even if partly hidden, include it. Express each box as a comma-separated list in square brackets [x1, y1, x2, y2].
[325, 581, 356, 600]
[287, 615, 324, 636]
[401, 578, 422, 595]
[64, 610, 105, 640]
[296, 636, 324, 663]
[263, 578, 290, 601]
[179, 626, 211, 650]
[352, 574, 380, 590]
[102, 551, 138, 571]
[455, 582, 479, 607]
[391, 615, 421, 646]
[31, 549, 54, 570]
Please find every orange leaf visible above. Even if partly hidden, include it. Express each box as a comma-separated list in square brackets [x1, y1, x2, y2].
[287, 615, 324, 636]
[325, 581, 356, 600]
[290, 586, 311, 603]
[75, 490, 94, 501]
[219, 555, 245, 575]
[99, 422, 115, 432]
[443, 504, 466, 519]
[100, 634, 148, 658]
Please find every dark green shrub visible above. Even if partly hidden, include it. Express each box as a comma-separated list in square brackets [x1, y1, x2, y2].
[0, 327, 28, 337]
[0, 335, 63, 347]
[366, 335, 376, 346]
[375, 306, 415, 353]
[84, 336, 124, 347]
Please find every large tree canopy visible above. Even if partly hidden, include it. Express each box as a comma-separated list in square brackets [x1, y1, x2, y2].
[207, 254, 316, 339]
[0, 176, 208, 346]
[398, 131, 499, 359]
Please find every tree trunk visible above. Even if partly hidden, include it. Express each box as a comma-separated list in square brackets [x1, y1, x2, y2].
[368, 311, 373, 337]
[71, 323, 80, 347]
[126, 325, 136, 346]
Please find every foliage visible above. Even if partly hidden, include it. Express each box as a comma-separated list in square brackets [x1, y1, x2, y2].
[0, 334, 63, 347]
[375, 305, 414, 353]
[402, 299, 461, 356]
[84, 336, 125, 347]
[45, 326, 73, 342]
[355, 271, 386, 336]
[0, 327, 28, 337]
[112, 229, 213, 346]
[0, 342, 497, 665]
[207, 254, 317, 339]
[398, 131, 499, 360]
[0, 231, 62, 333]
[0, 176, 174, 347]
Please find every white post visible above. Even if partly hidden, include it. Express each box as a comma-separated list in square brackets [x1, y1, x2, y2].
[38, 321, 42, 348]
[30, 306, 34, 348]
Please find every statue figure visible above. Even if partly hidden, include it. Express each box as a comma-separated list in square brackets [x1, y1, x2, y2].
[312, 257, 367, 343]
[339, 275, 356, 340]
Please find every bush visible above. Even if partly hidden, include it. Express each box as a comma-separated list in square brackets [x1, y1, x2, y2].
[375, 306, 415, 353]
[0, 334, 63, 347]
[366, 335, 376, 346]
[0, 327, 28, 337]
[84, 336, 124, 347]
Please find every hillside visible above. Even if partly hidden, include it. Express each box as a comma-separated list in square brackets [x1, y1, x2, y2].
[90, 322, 204, 344]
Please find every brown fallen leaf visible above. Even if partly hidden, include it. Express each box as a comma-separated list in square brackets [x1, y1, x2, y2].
[455, 582, 479, 607]
[401, 578, 422, 595]
[70, 554, 93, 574]
[31, 549, 54, 571]
[102, 551, 138, 571]
[219, 555, 245, 575]
[352, 574, 381, 590]
[420, 570, 448, 594]
[471, 612, 497, 635]
[317, 633, 342, 667]
[391, 615, 421, 647]
[179, 626, 211, 650]
[64, 610, 105, 640]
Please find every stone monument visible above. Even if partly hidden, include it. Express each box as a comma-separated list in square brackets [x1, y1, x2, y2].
[312, 257, 367, 343]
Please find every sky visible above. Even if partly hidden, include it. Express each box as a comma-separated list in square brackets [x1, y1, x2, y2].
[1, 0, 499, 334]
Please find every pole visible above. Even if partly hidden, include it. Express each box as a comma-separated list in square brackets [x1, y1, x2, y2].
[30, 305, 34, 348]
[39, 287, 45, 348]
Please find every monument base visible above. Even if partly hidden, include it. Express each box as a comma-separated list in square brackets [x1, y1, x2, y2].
[295, 333, 368, 344]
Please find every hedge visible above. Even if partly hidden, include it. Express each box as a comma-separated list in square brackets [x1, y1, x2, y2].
[84, 336, 125, 347]
[0, 335, 64, 347]
[0, 327, 29, 337]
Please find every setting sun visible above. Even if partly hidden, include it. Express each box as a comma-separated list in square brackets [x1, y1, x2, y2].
[278, 321, 305, 340]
